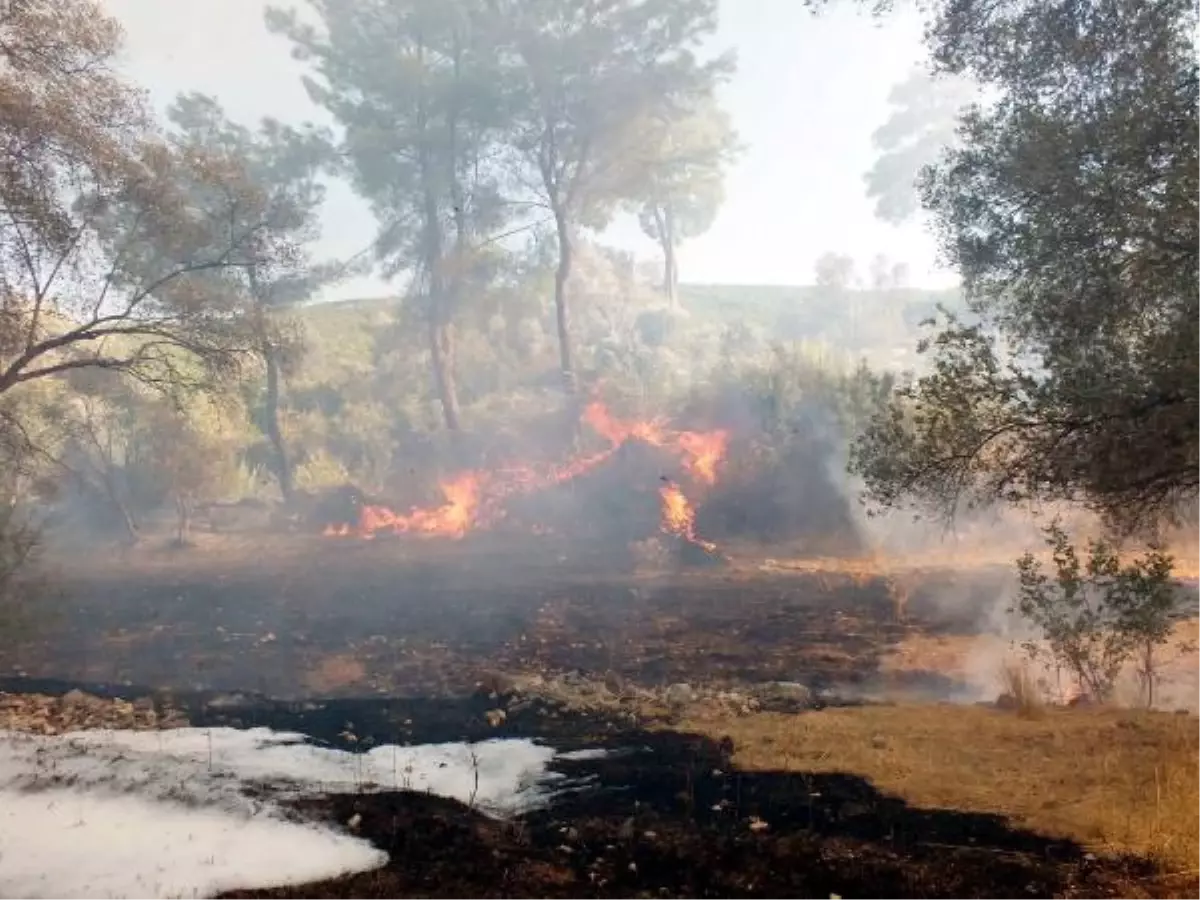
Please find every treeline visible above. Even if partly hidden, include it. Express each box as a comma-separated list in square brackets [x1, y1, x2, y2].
[0, 0, 916, 548]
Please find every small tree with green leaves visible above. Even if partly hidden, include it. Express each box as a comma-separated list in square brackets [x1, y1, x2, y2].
[1012, 523, 1184, 706]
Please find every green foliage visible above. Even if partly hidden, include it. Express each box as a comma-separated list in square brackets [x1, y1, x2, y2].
[1013, 523, 1186, 705]
[0, 500, 41, 641]
[864, 68, 975, 224]
[852, 0, 1199, 533]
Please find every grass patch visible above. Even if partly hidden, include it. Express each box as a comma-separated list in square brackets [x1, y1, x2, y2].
[999, 658, 1046, 717]
[680, 704, 1198, 882]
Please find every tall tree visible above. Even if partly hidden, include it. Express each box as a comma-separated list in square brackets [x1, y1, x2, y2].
[501, 0, 733, 395]
[851, 0, 1199, 534]
[165, 93, 335, 501]
[0, 1, 289, 409]
[266, 0, 510, 433]
[813, 251, 856, 290]
[863, 68, 976, 224]
[635, 99, 739, 309]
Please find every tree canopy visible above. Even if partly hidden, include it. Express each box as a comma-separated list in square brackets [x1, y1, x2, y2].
[0, 1, 311, 406]
[850, 0, 1199, 534]
[863, 68, 976, 225]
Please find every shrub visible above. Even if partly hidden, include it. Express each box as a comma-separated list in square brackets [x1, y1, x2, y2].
[1012, 523, 1185, 706]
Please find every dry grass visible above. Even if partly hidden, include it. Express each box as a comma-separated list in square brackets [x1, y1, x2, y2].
[999, 658, 1046, 717]
[680, 704, 1199, 879]
[303, 653, 368, 694]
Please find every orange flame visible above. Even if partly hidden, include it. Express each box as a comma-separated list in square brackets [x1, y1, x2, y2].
[326, 401, 727, 543]
[658, 482, 716, 552]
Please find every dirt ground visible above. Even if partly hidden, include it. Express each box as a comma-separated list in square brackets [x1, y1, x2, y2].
[2, 532, 1197, 899]
[3, 532, 1018, 699]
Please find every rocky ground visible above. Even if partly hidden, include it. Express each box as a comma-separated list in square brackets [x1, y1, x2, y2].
[0, 689, 189, 735]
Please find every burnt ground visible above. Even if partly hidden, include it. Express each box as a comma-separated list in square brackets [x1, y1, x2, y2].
[0, 532, 1006, 699]
[0, 678, 1158, 898]
[0, 534, 1176, 898]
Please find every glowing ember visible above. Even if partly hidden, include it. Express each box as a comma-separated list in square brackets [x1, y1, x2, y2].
[326, 402, 728, 542]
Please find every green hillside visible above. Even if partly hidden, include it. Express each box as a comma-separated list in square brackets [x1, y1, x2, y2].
[298, 281, 965, 361]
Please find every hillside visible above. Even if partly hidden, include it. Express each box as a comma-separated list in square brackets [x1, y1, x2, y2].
[297, 282, 966, 372]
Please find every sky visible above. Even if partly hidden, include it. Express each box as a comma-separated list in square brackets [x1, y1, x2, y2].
[101, 0, 959, 302]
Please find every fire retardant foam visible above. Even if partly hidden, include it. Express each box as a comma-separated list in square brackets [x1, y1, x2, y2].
[0, 726, 569, 898]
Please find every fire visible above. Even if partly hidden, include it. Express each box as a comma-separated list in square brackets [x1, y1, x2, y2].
[331, 473, 483, 539]
[658, 481, 716, 552]
[581, 401, 728, 486]
[326, 400, 727, 545]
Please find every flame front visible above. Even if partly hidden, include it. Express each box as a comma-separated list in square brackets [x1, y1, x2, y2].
[326, 401, 726, 544]
[658, 482, 716, 552]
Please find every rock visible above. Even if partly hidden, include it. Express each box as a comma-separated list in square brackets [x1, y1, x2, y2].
[995, 692, 1018, 710]
[756, 681, 812, 711]
[60, 689, 93, 708]
[477, 671, 516, 696]
[664, 683, 695, 706]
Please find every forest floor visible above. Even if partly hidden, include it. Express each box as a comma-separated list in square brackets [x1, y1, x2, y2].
[0, 531, 1195, 898]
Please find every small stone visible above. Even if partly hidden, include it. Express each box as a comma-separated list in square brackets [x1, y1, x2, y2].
[664, 683, 695, 706]
[759, 681, 812, 708]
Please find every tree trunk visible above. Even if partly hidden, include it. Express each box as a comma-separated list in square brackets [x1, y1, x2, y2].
[428, 314, 461, 432]
[415, 79, 461, 433]
[262, 343, 293, 501]
[174, 492, 192, 547]
[553, 209, 576, 395]
[97, 466, 139, 544]
[657, 204, 679, 311]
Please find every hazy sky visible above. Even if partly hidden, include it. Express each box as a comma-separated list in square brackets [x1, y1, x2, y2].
[102, 0, 958, 301]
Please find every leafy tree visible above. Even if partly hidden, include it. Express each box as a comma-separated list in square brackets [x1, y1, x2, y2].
[851, 0, 1199, 533]
[141, 394, 245, 546]
[635, 99, 739, 309]
[165, 93, 336, 500]
[1014, 523, 1185, 706]
[501, 0, 733, 394]
[864, 69, 976, 224]
[813, 252, 856, 290]
[267, 0, 512, 433]
[0, 1, 296, 404]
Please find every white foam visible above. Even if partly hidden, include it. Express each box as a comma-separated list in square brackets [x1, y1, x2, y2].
[0, 727, 579, 898]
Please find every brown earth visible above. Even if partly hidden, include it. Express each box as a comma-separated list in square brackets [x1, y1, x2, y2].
[1, 532, 1196, 899]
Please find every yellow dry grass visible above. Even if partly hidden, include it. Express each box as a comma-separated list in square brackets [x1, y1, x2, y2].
[680, 704, 1199, 878]
[304, 653, 368, 694]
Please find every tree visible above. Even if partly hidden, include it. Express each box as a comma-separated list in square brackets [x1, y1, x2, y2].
[267, 0, 512, 433]
[165, 93, 335, 500]
[635, 99, 739, 309]
[851, 0, 1199, 534]
[813, 252, 856, 291]
[863, 68, 976, 224]
[141, 394, 245, 546]
[0, 1, 294, 406]
[1013, 523, 1185, 706]
[501, 0, 733, 395]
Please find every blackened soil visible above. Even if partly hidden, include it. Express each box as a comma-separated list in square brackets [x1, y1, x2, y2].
[0, 536, 1011, 700]
[224, 729, 1149, 899]
[0, 678, 1157, 898]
